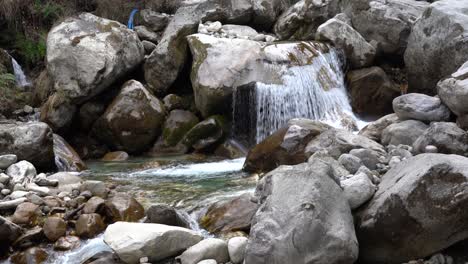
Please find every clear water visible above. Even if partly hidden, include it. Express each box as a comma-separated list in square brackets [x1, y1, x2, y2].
[233, 46, 366, 144]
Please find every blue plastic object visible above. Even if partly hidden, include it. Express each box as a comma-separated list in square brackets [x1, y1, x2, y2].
[128, 8, 138, 30]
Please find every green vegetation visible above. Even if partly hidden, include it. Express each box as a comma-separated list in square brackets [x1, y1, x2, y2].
[0, 73, 16, 88]
[14, 33, 47, 66]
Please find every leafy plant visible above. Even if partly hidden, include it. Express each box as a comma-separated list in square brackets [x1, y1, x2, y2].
[33, 0, 63, 22]
[14, 33, 47, 66]
[0, 73, 16, 88]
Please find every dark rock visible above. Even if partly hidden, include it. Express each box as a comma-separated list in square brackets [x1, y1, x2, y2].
[98, 194, 145, 223]
[0, 216, 23, 256]
[162, 110, 199, 146]
[413, 122, 468, 155]
[145, 204, 189, 228]
[76, 213, 106, 238]
[10, 247, 48, 264]
[53, 134, 87, 172]
[11, 202, 41, 227]
[183, 116, 225, 151]
[43, 217, 66, 242]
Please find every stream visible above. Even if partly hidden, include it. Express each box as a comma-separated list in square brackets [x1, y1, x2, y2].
[2, 155, 256, 264]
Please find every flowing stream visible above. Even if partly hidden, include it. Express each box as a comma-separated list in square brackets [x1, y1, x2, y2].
[11, 57, 31, 87]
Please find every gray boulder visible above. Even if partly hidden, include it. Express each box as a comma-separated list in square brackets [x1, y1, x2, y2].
[345, 0, 429, 55]
[356, 154, 468, 263]
[413, 122, 468, 156]
[6, 161, 37, 187]
[349, 148, 381, 170]
[358, 114, 400, 142]
[40, 93, 77, 131]
[338, 154, 363, 174]
[0, 121, 54, 169]
[244, 161, 358, 264]
[47, 13, 144, 103]
[92, 80, 166, 154]
[392, 93, 450, 122]
[104, 222, 203, 263]
[0, 216, 22, 256]
[437, 61, 468, 116]
[177, 238, 229, 264]
[316, 16, 375, 68]
[0, 154, 17, 170]
[144, 0, 254, 95]
[274, 0, 341, 40]
[140, 9, 171, 32]
[251, 0, 294, 29]
[341, 172, 376, 210]
[305, 128, 385, 159]
[228, 237, 248, 264]
[145, 204, 189, 228]
[162, 110, 199, 146]
[382, 120, 428, 146]
[405, 0, 468, 94]
[135, 25, 160, 43]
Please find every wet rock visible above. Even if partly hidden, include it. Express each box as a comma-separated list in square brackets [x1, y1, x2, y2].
[356, 154, 468, 263]
[6, 161, 37, 187]
[197, 260, 217, 264]
[54, 236, 80, 251]
[214, 140, 246, 159]
[13, 227, 44, 250]
[79, 100, 106, 132]
[382, 120, 428, 146]
[47, 172, 82, 193]
[437, 61, 468, 116]
[82, 251, 123, 264]
[80, 181, 108, 198]
[359, 114, 400, 142]
[183, 116, 225, 151]
[228, 237, 248, 264]
[162, 110, 199, 146]
[10, 247, 48, 264]
[0, 121, 54, 170]
[274, 0, 341, 40]
[177, 238, 229, 264]
[245, 161, 358, 264]
[0, 154, 17, 169]
[0, 216, 22, 256]
[341, 172, 376, 209]
[347, 67, 399, 115]
[405, 0, 468, 94]
[92, 80, 166, 154]
[76, 213, 106, 238]
[104, 222, 203, 263]
[413, 122, 468, 156]
[345, 0, 429, 55]
[244, 119, 331, 173]
[163, 94, 190, 112]
[53, 134, 87, 172]
[43, 217, 66, 242]
[316, 16, 375, 68]
[47, 13, 144, 103]
[101, 151, 129, 162]
[98, 193, 145, 223]
[393, 93, 451, 122]
[305, 128, 385, 159]
[145, 204, 189, 228]
[200, 193, 258, 234]
[83, 196, 106, 214]
[11, 202, 41, 227]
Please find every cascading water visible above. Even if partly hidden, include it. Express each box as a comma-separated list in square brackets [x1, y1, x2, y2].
[233, 44, 364, 145]
[11, 57, 31, 87]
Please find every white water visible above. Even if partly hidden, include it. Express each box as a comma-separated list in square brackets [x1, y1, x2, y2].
[11, 57, 31, 87]
[130, 157, 246, 178]
[233, 47, 365, 144]
[46, 235, 111, 264]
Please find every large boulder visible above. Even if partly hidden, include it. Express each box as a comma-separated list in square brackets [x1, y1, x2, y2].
[244, 161, 358, 264]
[177, 238, 229, 264]
[75, 213, 106, 238]
[200, 193, 258, 234]
[145, 204, 189, 228]
[413, 122, 468, 156]
[305, 128, 385, 159]
[345, 0, 429, 55]
[182, 116, 225, 151]
[405, 0, 468, 94]
[243, 119, 331, 173]
[53, 134, 87, 172]
[47, 13, 144, 103]
[6, 161, 37, 187]
[104, 222, 203, 264]
[40, 93, 77, 131]
[0, 121, 54, 169]
[437, 61, 468, 117]
[98, 193, 145, 223]
[356, 154, 468, 263]
[316, 16, 375, 68]
[381, 120, 428, 146]
[347, 67, 400, 115]
[92, 80, 165, 154]
[274, 0, 341, 40]
[358, 113, 400, 142]
[392, 93, 451, 122]
[144, 0, 254, 95]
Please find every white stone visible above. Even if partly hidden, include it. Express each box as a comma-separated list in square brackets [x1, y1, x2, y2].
[104, 222, 203, 264]
[177, 238, 229, 264]
[228, 237, 248, 264]
[0, 155, 17, 169]
[341, 172, 376, 209]
[6, 161, 37, 186]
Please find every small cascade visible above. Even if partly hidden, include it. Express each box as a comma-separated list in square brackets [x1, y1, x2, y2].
[233, 45, 362, 145]
[11, 57, 31, 87]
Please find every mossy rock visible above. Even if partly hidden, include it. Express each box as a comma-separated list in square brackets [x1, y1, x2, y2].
[183, 116, 225, 150]
[162, 110, 199, 146]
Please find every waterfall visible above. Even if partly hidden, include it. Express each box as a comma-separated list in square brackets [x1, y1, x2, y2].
[233, 46, 362, 145]
[11, 57, 31, 87]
